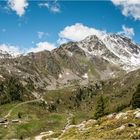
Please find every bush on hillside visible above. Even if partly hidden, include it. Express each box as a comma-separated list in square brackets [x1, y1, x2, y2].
[94, 95, 105, 119]
[0, 76, 25, 104]
[131, 84, 140, 109]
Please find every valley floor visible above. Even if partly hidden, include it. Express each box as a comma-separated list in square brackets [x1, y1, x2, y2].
[0, 102, 140, 140]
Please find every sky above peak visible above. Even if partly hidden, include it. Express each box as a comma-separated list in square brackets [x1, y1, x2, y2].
[0, 0, 140, 55]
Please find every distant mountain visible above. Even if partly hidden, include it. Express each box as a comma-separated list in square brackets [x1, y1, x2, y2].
[0, 50, 12, 58]
[0, 34, 140, 90]
[78, 34, 140, 71]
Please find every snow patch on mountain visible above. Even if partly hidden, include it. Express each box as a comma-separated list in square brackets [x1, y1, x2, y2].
[82, 73, 88, 79]
[77, 34, 140, 71]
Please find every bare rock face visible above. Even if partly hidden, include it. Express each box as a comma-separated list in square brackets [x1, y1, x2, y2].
[0, 34, 140, 89]
[135, 113, 140, 119]
[134, 110, 140, 119]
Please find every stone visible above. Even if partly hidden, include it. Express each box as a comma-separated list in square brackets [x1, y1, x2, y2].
[115, 112, 127, 119]
[127, 123, 136, 127]
[135, 112, 140, 119]
[116, 125, 125, 131]
[107, 113, 116, 119]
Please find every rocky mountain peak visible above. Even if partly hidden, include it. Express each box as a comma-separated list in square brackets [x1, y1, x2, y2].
[76, 33, 140, 71]
[0, 33, 140, 90]
[0, 50, 12, 59]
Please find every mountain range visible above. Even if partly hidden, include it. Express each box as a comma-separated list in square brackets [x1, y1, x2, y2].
[0, 33, 140, 139]
[0, 34, 140, 90]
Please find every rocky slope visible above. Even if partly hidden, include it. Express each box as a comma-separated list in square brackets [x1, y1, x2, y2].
[0, 34, 140, 90]
[0, 34, 140, 139]
[78, 34, 140, 71]
[33, 109, 140, 140]
[0, 70, 140, 139]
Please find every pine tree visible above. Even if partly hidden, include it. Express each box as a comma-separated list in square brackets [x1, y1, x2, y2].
[131, 84, 140, 109]
[18, 112, 22, 119]
[94, 95, 105, 119]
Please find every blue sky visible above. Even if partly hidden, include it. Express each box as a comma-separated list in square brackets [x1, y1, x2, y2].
[0, 0, 140, 55]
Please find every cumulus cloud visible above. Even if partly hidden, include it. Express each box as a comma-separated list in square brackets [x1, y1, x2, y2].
[118, 25, 135, 38]
[8, 0, 28, 17]
[58, 23, 106, 43]
[38, 2, 60, 13]
[57, 38, 68, 45]
[0, 44, 22, 56]
[111, 0, 140, 20]
[0, 41, 55, 56]
[28, 41, 56, 53]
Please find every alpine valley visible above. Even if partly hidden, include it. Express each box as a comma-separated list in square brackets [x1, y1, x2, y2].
[0, 34, 140, 139]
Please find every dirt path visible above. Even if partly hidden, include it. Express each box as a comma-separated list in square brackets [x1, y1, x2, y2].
[4, 99, 41, 118]
[32, 92, 48, 105]
[4, 91, 48, 119]
[34, 131, 54, 140]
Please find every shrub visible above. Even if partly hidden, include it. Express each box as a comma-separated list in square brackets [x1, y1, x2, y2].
[94, 95, 105, 119]
[0, 76, 27, 104]
[131, 84, 140, 109]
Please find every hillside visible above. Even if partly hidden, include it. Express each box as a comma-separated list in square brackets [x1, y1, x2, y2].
[1, 34, 140, 90]
[33, 109, 140, 140]
[0, 34, 140, 139]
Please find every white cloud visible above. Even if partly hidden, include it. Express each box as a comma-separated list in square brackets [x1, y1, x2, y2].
[118, 25, 135, 38]
[50, 4, 60, 13]
[38, 2, 49, 8]
[111, 0, 140, 20]
[28, 41, 56, 53]
[0, 44, 22, 56]
[8, 0, 28, 17]
[38, 2, 60, 13]
[37, 32, 45, 39]
[0, 41, 56, 56]
[58, 23, 106, 42]
[57, 38, 68, 45]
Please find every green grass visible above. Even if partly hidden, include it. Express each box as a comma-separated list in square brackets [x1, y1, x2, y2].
[0, 102, 67, 139]
[57, 109, 140, 140]
[0, 103, 18, 117]
[0, 69, 140, 139]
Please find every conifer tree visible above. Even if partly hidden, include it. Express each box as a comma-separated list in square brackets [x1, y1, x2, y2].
[131, 84, 140, 109]
[94, 95, 105, 119]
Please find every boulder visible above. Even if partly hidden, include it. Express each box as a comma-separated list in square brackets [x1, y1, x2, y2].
[116, 125, 125, 131]
[127, 123, 136, 127]
[115, 112, 127, 119]
[135, 112, 140, 119]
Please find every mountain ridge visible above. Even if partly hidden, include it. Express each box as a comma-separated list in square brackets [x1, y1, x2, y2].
[0, 34, 140, 139]
[0, 34, 140, 90]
